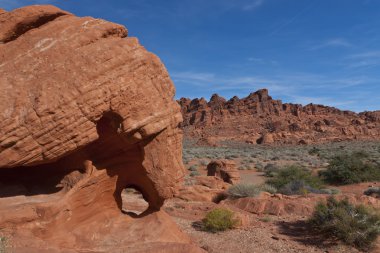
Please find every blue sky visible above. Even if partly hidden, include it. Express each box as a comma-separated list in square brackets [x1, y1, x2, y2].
[2, 0, 380, 112]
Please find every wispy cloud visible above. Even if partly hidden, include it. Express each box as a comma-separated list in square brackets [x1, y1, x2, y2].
[345, 50, 380, 68]
[242, 0, 264, 11]
[172, 70, 378, 111]
[349, 51, 380, 59]
[247, 57, 278, 65]
[310, 38, 352, 50]
[289, 95, 355, 107]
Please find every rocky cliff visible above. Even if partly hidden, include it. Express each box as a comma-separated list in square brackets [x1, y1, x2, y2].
[179, 89, 380, 145]
[0, 5, 203, 253]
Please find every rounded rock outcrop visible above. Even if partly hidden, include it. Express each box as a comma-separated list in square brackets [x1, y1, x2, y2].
[0, 5, 203, 253]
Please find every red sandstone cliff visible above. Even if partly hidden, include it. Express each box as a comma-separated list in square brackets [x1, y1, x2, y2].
[179, 89, 380, 145]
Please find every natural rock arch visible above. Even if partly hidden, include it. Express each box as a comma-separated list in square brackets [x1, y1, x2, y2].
[0, 5, 203, 253]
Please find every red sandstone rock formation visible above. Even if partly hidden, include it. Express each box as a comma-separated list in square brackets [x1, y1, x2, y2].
[0, 5, 203, 253]
[207, 160, 240, 184]
[179, 89, 380, 145]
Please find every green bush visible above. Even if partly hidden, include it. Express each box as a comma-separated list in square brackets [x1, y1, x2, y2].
[263, 163, 280, 177]
[188, 165, 198, 171]
[266, 165, 323, 190]
[259, 184, 277, 194]
[309, 197, 380, 250]
[320, 152, 380, 185]
[190, 171, 200, 177]
[255, 162, 264, 171]
[227, 183, 277, 199]
[202, 208, 239, 232]
[0, 237, 6, 253]
[227, 183, 262, 199]
[364, 187, 380, 198]
[199, 159, 208, 166]
[308, 147, 321, 156]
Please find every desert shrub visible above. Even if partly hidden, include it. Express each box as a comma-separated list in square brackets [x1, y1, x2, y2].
[190, 171, 200, 177]
[280, 180, 318, 195]
[259, 184, 277, 194]
[227, 183, 261, 199]
[199, 159, 209, 166]
[266, 165, 323, 190]
[364, 187, 380, 198]
[259, 216, 272, 222]
[202, 208, 239, 232]
[320, 152, 380, 185]
[184, 175, 197, 186]
[255, 162, 264, 171]
[188, 165, 198, 171]
[245, 165, 254, 170]
[319, 188, 341, 195]
[0, 237, 6, 253]
[227, 183, 277, 198]
[308, 147, 321, 156]
[263, 163, 280, 177]
[309, 197, 380, 250]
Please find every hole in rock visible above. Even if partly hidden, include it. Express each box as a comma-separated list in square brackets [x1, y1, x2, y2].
[121, 186, 149, 216]
[96, 111, 123, 139]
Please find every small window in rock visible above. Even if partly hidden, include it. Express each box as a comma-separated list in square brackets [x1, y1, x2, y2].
[121, 187, 149, 216]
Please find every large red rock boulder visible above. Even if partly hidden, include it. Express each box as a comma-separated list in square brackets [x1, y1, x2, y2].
[207, 160, 240, 184]
[0, 5, 203, 253]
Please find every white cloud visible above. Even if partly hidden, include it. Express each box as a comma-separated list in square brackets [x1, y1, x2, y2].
[247, 57, 278, 65]
[242, 0, 264, 11]
[310, 38, 352, 50]
[345, 51, 380, 68]
[172, 70, 377, 111]
[348, 51, 380, 59]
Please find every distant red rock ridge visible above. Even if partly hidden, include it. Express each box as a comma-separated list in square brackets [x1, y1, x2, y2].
[178, 89, 380, 145]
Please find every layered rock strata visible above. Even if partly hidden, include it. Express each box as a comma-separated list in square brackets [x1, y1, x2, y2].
[0, 5, 202, 253]
[179, 89, 380, 145]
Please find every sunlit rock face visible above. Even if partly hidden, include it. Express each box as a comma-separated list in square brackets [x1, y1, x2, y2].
[179, 89, 380, 145]
[0, 5, 204, 253]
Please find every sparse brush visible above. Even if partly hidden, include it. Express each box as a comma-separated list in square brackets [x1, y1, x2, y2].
[364, 187, 380, 198]
[202, 208, 239, 232]
[263, 163, 280, 177]
[266, 164, 323, 190]
[199, 159, 209, 166]
[190, 171, 200, 177]
[255, 162, 264, 171]
[259, 184, 277, 194]
[309, 197, 380, 251]
[227, 183, 262, 199]
[259, 216, 272, 222]
[0, 237, 6, 253]
[188, 165, 198, 171]
[227, 183, 277, 198]
[320, 152, 380, 185]
[279, 180, 325, 195]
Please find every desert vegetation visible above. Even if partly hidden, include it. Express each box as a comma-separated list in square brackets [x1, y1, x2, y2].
[227, 183, 277, 199]
[183, 140, 380, 176]
[201, 208, 239, 232]
[309, 197, 380, 251]
[0, 237, 6, 253]
[320, 152, 380, 185]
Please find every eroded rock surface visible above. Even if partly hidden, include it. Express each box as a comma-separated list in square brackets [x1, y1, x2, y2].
[0, 5, 203, 253]
[207, 160, 240, 184]
[179, 89, 380, 145]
